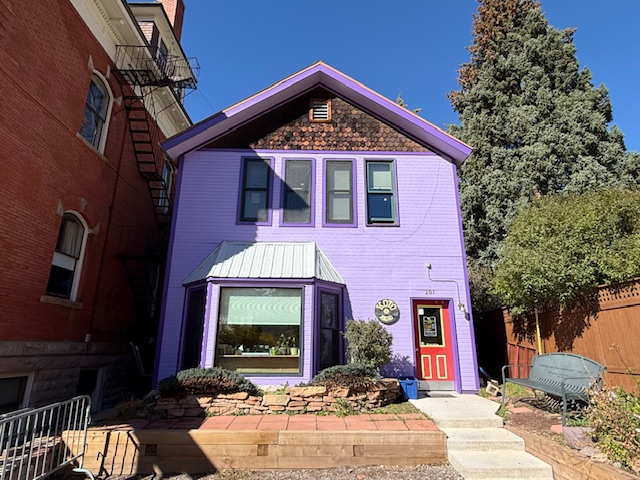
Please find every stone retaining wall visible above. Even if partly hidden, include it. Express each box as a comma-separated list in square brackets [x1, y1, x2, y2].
[155, 379, 401, 418]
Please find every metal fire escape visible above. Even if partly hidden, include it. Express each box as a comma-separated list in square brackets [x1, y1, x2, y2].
[115, 44, 199, 226]
[113, 44, 199, 376]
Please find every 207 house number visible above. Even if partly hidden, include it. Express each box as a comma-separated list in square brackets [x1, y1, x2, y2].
[425, 289, 436, 295]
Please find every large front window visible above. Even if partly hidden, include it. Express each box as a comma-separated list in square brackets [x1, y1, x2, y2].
[215, 288, 302, 374]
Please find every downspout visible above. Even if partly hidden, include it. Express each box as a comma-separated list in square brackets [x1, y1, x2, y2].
[87, 95, 128, 343]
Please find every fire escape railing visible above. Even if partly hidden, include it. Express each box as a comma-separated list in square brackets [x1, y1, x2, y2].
[114, 44, 199, 226]
[115, 44, 200, 90]
[112, 44, 199, 373]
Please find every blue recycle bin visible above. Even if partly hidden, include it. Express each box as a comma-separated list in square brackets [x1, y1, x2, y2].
[399, 376, 418, 400]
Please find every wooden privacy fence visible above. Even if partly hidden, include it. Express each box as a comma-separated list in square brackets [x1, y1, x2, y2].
[482, 279, 640, 391]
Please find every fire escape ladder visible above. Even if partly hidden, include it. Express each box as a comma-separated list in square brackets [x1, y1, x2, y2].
[123, 91, 172, 226]
[115, 44, 199, 227]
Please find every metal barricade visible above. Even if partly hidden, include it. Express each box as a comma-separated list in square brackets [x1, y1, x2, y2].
[0, 396, 94, 480]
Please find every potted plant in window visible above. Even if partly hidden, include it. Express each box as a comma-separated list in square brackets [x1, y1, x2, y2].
[289, 336, 299, 356]
[277, 334, 291, 355]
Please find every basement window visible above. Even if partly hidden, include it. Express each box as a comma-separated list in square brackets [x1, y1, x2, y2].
[309, 99, 331, 122]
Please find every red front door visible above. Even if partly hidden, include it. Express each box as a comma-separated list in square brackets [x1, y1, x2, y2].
[413, 300, 455, 384]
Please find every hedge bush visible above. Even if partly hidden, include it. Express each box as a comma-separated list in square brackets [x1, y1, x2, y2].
[311, 363, 381, 389]
[343, 318, 393, 369]
[158, 367, 260, 397]
[587, 385, 640, 473]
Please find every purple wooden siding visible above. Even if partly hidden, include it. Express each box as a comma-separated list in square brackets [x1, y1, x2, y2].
[156, 149, 478, 391]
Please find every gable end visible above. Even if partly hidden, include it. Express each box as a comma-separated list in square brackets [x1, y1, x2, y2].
[204, 88, 430, 153]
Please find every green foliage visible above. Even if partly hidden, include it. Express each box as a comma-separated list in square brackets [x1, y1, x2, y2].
[587, 385, 640, 474]
[311, 363, 381, 389]
[448, 0, 635, 309]
[343, 319, 393, 369]
[371, 402, 427, 417]
[334, 398, 360, 417]
[492, 189, 640, 314]
[395, 93, 422, 114]
[158, 367, 260, 397]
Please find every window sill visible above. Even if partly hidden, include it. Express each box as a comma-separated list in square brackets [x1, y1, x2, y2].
[40, 295, 83, 309]
[75, 132, 109, 163]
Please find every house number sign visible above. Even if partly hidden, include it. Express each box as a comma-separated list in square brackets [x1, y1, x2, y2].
[375, 299, 400, 325]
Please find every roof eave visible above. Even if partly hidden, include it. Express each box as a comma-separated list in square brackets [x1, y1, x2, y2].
[162, 62, 472, 165]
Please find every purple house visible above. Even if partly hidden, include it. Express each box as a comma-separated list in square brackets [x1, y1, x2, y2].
[156, 62, 479, 393]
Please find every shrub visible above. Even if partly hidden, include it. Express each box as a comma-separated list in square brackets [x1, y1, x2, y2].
[343, 318, 393, 369]
[158, 367, 260, 397]
[311, 363, 381, 389]
[587, 385, 640, 473]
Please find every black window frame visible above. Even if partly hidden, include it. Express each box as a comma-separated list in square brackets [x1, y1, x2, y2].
[239, 158, 272, 223]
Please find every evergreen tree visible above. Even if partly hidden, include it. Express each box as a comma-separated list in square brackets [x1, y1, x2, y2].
[449, 0, 630, 309]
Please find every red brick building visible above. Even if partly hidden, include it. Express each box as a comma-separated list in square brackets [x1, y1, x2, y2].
[0, 0, 197, 412]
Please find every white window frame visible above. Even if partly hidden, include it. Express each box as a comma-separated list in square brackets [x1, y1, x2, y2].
[47, 211, 89, 301]
[0, 372, 34, 412]
[80, 71, 113, 153]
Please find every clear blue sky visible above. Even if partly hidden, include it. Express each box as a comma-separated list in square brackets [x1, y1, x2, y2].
[179, 0, 640, 153]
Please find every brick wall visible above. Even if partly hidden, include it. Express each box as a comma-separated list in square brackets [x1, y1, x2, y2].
[0, 0, 167, 407]
[158, 0, 185, 40]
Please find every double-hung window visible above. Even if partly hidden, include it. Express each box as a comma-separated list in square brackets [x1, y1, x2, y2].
[325, 160, 354, 224]
[46, 213, 87, 300]
[366, 161, 397, 224]
[239, 158, 271, 223]
[283, 159, 312, 224]
[80, 74, 110, 151]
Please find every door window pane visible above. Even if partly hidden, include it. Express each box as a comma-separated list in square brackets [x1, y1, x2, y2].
[319, 292, 340, 371]
[182, 288, 206, 369]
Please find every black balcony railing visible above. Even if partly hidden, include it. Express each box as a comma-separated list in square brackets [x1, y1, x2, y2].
[115, 45, 199, 90]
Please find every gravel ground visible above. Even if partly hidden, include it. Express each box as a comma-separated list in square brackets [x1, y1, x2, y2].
[107, 464, 462, 480]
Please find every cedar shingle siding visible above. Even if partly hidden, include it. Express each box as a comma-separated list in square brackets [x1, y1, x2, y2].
[205, 88, 429, 152]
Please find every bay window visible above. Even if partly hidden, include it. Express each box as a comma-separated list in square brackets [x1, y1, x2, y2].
[215, 288, 302, 374]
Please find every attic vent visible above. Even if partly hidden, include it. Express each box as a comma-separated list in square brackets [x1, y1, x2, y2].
[309, 99, 331, 122]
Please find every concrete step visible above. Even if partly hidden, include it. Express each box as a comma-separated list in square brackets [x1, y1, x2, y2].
[444, 427, 525, 452]
[410, 395, 504, 429]
[448, 450, 553, 479]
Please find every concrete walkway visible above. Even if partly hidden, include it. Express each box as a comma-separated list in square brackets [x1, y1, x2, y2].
[411, 393, 553, 479]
